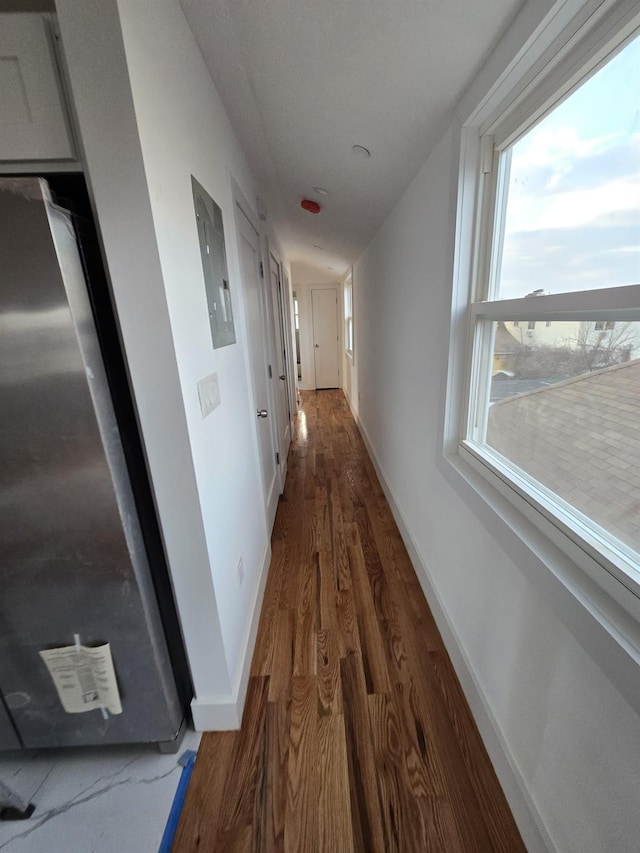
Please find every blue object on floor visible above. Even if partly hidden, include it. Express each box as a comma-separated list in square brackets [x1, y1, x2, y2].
[158, 749, 197, 853]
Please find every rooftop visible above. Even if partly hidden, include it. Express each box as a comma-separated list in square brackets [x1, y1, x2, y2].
[487, 359, 640, 553]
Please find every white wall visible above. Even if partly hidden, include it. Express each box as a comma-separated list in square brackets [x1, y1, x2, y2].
[56, 0, 281, 727]
[349, 10, 640, 853]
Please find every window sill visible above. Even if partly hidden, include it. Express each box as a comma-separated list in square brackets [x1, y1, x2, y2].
[460, 440, 640, 608]
[437, 443, 640, 717]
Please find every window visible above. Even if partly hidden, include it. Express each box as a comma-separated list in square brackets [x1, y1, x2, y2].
[293, 292, 300, 331]
[460, 21, 640, 598]
[344, 271, 354, 359]
[292, 291, 302, 380]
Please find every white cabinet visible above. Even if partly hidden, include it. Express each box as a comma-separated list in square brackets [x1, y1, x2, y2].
[0, 14, 75, 162]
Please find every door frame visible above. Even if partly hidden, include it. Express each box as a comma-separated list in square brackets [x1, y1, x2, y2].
[265, 243, 292, 485]
[230, 176, 280, 530]
[282, 270, 299, 417]
[310, 284, 341, 389]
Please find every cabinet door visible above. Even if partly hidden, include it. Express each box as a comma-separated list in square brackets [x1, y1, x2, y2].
[0, 14, 75, 162]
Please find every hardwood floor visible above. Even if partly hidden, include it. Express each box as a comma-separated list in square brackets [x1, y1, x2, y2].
[173, 390, 525, 852]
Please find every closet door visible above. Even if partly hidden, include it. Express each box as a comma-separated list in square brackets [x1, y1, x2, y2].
[312, 287, 340, 389]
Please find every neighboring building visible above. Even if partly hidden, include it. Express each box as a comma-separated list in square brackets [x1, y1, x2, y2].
[492, 317, 640, 401]
[502, 318, 640, 360]
[492, 320, 524, 375]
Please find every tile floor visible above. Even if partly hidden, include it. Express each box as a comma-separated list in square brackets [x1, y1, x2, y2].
[0, 729, 200, 852]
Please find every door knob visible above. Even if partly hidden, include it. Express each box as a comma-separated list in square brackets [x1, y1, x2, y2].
[257, 409, 268, 418]
[279, 374, 286, 380]
[314, 344, 319, 348]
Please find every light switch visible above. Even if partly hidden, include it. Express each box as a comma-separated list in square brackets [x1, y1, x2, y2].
[198, 372, 221, 418]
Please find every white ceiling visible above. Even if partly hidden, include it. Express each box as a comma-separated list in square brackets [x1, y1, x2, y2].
[181, 0, 524, 278]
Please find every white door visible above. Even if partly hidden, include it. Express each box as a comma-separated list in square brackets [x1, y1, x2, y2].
[269, 254, 291, 477]
[236, 206, 279, 529]
[311, 287, 340, 388]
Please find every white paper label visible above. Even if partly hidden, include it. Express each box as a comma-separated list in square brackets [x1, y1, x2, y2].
[39, 643, 122, 715]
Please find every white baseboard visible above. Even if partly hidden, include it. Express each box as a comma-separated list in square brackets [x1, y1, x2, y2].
[190, 540, 271, 731]
[190, 694, 244, 731]
[347, 398, 555, 853]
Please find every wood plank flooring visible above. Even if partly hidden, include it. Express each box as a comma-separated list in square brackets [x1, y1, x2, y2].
[173, 390, 526, 852]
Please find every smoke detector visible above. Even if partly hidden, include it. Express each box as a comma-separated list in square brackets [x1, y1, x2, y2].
[300, 199, 322, 214]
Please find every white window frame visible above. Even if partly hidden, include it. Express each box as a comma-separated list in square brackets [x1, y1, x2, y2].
[445, 0, 640, 637]
[344, 270, 354, 361]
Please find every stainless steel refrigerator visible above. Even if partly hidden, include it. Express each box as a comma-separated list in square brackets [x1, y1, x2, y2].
[0, 177, 190, 750]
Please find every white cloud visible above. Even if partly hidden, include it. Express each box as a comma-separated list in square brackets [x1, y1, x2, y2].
[509, 176, 640, 232]
[514, 125, 618, 169]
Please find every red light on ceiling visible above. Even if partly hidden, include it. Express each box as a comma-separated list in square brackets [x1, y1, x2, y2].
[300, 199, 322, 214]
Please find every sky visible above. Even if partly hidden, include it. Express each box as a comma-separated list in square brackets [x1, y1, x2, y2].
[498, 31, 640, 299]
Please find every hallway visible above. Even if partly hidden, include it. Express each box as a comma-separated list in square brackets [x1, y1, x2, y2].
[173, 391, 525, 851]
